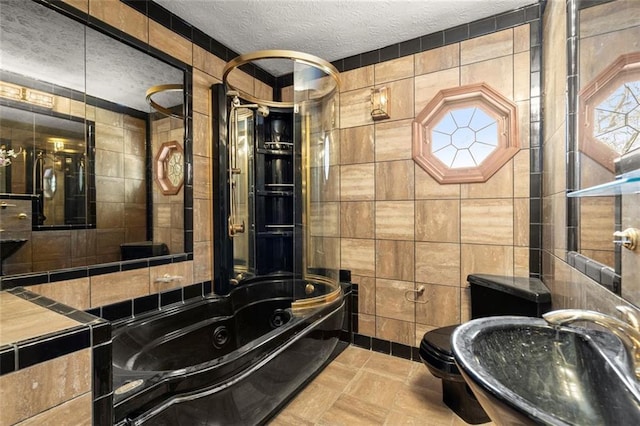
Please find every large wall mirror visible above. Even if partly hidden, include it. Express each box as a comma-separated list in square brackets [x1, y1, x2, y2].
[0, 0, 190, 279]
[568, 0, 640, 304]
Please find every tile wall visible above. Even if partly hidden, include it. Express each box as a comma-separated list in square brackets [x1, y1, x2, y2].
[332, 24, 536, 347]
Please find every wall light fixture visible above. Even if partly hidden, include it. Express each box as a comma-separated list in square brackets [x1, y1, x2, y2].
[371, 87, 390, 121]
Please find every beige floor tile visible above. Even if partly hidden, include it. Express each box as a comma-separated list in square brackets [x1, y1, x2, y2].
[312, 361, 358, 391]
[332, 345, 372, 369]
[362, 350, 415, 381]
[345, 369, 405, 407]
[391, 382, 454, 423]
[385, 409, 453, 426]
[270, 345, 473, 426]
[317, 393, 389, 426]
[267, 409, 315, 426]
[408, 362, 443, 391]
[281, 382, 341, 423]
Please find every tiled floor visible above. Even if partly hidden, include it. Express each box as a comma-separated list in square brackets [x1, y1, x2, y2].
[269, 345, 495, 426]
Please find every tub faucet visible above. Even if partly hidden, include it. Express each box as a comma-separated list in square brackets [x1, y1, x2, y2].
[543, 306, 640, 380]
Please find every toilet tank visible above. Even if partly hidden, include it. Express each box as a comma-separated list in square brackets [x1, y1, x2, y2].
[468, 274, 552, 319]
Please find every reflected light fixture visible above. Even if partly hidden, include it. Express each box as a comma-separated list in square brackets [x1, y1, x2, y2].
[0, 81, 54, 109]
[371, 86, 390, 121]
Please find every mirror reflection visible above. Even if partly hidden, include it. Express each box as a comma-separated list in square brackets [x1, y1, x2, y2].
[0, 0, 187, 276]
[573, 0, 640, 301]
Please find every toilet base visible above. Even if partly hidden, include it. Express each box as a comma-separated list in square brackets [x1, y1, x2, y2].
[442, 379, 490, 424]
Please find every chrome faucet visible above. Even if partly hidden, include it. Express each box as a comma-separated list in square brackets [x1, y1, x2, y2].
[543, 306, 640, 380]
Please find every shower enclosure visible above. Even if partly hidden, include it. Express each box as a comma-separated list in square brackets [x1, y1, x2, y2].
[214, 50, 342, 312]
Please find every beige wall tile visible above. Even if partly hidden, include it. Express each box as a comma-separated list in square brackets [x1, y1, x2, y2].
[415, 283, 460, 327]
[514, 24, 530, 53]
[357, 313, 376, 336]
[341, 239, 375, 276]
[376, 240, 414, 281]
[461, 244, 514, 280]
[374, 119, 413, 161]
[255, 80, 273, 102]
[375, 56, 414, 84]
[149, 20, 192, 65]
[30, 278, 91, 311]
[341, 202, 374, 239]
[192, 111, 210, 158]
[384, 77, 415, 121]
[340, 164, 375, 201]
[514, 149, 531, 197]
[0, 349, 91, 425]
[376, 317, 414, 346]
[310, 202, 340, 238]
[415, 242, 461, 286]
[91, 268, 150, 306]
[461, 55, 514, 100]
[17, 393, 91, 426]
[460, 157, 515, 199]
[514, 197, 530, 247]
[150, 261, 194, 293]
[375, 160, 414, 200]
[513, 51, 531, 102]
[193, 241, 213, 284]
[579, 0, 640, 39]
[353, 274, 376, 315]
[89, 0, 147, 43]
[340, 125, 374, 164]
[415, 67, 460, 114]
[514, 246, 530, 277]
[62, 0, 88, 13]
[375, 278, 415, 323]
[192, 69, 218, 116]
[415, 199, 460, 243]
[461, 199, 514, 245]
[415, 164, 460, 199]
[415, 44, 460, 75]
[414, 322, 434, 347]
[193, 154, 211, 200]
[340, 65, 374, 92]
[375, 201, 415, 240]
[461, 29, 513, 65]
[340, 88, 373, 129]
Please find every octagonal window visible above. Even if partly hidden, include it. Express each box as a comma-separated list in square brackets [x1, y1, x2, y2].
[580, 53, 640, 172]
[413, 83, 519, 184]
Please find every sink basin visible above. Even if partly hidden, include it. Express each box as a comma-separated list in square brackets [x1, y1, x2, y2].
[451, 316, 640, 425]
[1, 238, 28, 260]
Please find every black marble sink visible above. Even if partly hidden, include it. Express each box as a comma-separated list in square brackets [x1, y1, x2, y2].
[452, 316, 640, 425]
[0, 238, 27, 261]
[0, 238, 27, 275]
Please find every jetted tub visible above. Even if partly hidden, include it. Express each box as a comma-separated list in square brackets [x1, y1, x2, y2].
[112, 275, 345, 425]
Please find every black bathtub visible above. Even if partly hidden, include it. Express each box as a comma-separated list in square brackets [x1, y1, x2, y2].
[112, 276, 345, 425]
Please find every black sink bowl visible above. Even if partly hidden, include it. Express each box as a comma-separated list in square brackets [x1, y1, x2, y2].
[0, 238, 27, 260]
[451, 316, 640, 425]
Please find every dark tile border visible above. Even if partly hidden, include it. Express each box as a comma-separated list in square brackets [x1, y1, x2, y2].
[1, 287, 109, 375]
[88, 280, 212, 323]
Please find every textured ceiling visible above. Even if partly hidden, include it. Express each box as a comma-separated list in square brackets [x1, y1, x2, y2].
[154, 0, 535, 76]
[1, 0, 182, 112]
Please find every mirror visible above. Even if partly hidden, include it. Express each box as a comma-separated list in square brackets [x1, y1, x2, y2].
[569, 0, 640, 302]
[0, 0, 188, 276]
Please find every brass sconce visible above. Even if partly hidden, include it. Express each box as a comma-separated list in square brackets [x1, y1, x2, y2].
[371, 87, 390, 121]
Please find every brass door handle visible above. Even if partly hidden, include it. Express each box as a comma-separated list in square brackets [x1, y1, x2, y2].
[17, 213, 28, 220]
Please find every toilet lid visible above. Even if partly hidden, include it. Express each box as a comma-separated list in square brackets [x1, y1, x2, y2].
[422, 324, 459, 356]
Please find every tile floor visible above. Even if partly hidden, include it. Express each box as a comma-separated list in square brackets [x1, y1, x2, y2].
[269, 345, 495, 426]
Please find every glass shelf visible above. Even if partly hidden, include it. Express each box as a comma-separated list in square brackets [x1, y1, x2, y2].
[568, 170, 640, 197]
